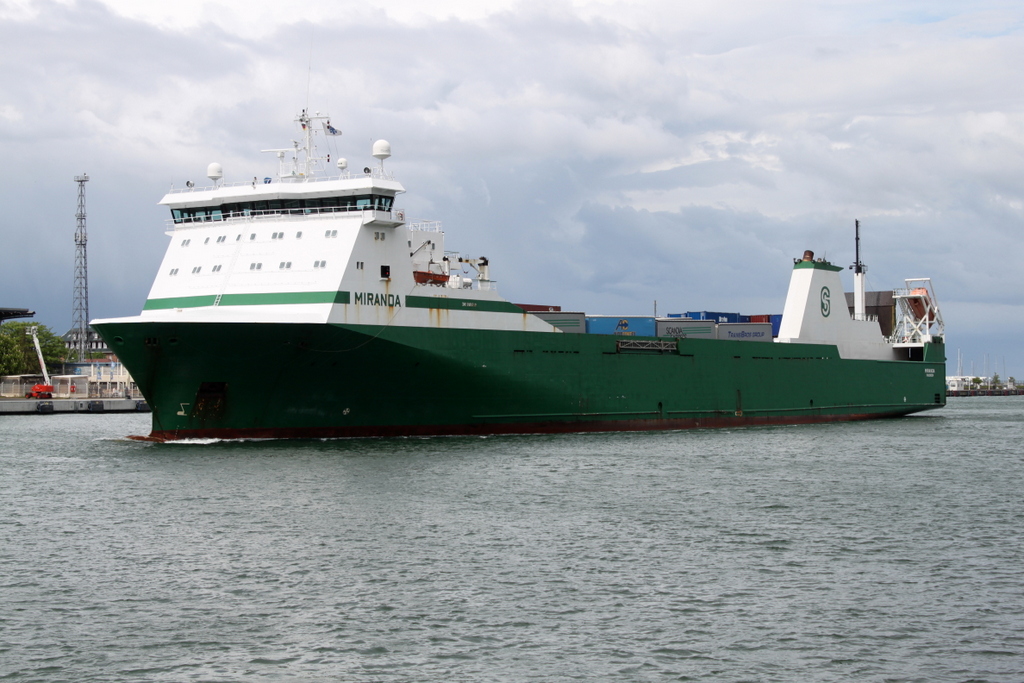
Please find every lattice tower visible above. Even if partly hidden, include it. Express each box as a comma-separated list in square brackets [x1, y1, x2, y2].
[72, 174, 89, 362]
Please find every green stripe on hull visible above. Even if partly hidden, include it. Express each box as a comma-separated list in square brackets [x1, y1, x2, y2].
[94, 320, 946, 440]
[143, 290, 351, 310]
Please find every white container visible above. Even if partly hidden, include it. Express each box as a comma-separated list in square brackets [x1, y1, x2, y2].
[531, 311, 586, 333]
[656, 319, 717, 339]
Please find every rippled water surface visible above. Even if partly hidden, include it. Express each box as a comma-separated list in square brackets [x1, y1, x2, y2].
[3, 398, 1024, 681]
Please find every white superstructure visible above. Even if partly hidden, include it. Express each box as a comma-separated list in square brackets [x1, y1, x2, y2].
[94, 110, 556, 335]
[775, 250, 944, 361]
[776, 252, 895, 360]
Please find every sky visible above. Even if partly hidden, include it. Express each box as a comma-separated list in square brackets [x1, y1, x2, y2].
[1, 0, 1022, 378]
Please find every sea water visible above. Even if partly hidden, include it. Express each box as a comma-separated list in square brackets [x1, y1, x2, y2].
[1, 398, 1022, 682]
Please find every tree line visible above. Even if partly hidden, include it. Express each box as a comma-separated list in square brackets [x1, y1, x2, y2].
[0, 323, 69, 376]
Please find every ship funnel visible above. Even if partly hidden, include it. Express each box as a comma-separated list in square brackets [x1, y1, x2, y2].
[802, 250, 814, 262]
[207, 162, 224, 183]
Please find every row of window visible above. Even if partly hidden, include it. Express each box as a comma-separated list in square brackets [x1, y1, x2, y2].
[181, 231, 305, 247]
[169, 260, 327, 275]
[178, 229, 360, 248]
[170, 194, 395, 224]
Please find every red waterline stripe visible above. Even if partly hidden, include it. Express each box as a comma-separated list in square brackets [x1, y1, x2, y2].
[139, 410, 920, 442]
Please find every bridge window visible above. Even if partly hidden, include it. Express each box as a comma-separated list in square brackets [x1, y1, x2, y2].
[169, 193, 396, 223]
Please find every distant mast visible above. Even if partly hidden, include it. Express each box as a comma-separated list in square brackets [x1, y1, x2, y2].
[850, 219, 867, 321]
[72, 174, 90, 361]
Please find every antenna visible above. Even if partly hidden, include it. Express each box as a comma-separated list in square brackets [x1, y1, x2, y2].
[851, 219, 867, 275]
[207, 162, 224, 185]
[305, 27, 314, 112]
[72, 174, 90, 362]
[372, 139, 392, 172]
[849, 219, 867, 321]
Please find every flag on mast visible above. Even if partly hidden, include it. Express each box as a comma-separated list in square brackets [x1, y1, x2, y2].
[323, 122, 341, 136]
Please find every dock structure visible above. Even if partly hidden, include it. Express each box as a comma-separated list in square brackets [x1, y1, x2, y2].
[0, 398, 149, 415]
[946, 389, 1021, 397]
[1, 308, 34, 323]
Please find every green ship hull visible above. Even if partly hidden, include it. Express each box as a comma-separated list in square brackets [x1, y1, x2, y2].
[95, 320, 946, 441]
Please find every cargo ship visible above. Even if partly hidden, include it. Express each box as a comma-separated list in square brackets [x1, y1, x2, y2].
[92, 110, 947, 441]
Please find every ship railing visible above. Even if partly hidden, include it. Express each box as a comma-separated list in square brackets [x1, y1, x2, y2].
[164, 169, 395, 194]
[438, 277, 497, 291]
[616, 339, 678, 353]
[166, 205, 407, 229]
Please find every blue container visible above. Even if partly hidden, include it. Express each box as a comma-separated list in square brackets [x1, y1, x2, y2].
[686, 311, 741, 323]
[770, 314, 783, 337]
[585, 316, 656, 337]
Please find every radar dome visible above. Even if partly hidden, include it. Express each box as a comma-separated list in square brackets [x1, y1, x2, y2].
[336, 158, 348, 171]
[207, 162, 223, 182]
[372, 140, 391, 161]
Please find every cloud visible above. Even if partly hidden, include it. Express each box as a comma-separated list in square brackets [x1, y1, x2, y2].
[1, 0, 1023, 373]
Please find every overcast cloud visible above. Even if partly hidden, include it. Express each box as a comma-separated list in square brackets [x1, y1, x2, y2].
[1, 0, 1022, 377]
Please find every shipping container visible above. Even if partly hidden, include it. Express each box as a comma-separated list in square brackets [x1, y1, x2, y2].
[530, 311, 585, 333]
[770, 314, 783, 337]
[585, 316, 656, 336]
[717, 323, 773, 342]
[685, 310, 742, 323]
[749, 314, 771, 323]
[664, 314, 693, 319]
[656, 319, 717, 339]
